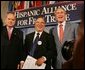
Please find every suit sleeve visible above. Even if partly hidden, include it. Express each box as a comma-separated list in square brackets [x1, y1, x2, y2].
[17, 30, 24, 63]
[49, 28, 57, 69]
[22, 35, 29, 61]
[22, 34, 32, 61]
[74, 23, 79, 39]
[43, 32, 57, 66]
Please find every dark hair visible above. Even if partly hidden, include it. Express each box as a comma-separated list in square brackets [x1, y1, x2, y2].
[35, 15, 45, 20]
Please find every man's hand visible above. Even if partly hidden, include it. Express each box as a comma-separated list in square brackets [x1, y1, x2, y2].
[17, 61, 25, 69]
[35, 56, 46, 66]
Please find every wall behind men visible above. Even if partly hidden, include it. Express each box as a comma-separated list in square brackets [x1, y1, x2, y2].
[1, 1, 9, 25]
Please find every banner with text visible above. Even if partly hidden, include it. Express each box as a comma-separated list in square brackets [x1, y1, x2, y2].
[15, 1, 84, 28]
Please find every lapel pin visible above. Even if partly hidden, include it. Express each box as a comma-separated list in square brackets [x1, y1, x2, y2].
[37, 41, 42, 45]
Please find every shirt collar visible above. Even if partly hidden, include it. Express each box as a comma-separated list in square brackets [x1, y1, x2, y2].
[58, 21, 66, 26]
[35, 31, 43, 36]
[6, 26, 13, 32]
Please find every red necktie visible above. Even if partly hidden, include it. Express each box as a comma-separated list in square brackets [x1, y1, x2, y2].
[59, 24, 64, 43]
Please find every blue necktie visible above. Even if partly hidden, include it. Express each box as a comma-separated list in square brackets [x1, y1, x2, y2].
[29, 33, 40, 56]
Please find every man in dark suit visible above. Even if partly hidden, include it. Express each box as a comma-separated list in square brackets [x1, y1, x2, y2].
[1, 12, 23, 69]
[50, 8, 79, 69]
[20, 16, 57, 69]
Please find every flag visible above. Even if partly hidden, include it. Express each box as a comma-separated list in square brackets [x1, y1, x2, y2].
[42, 1, 52, 6]
[29, 1, 35, 8]
[48, 1, 56, 4]
[29, 1, 42, 8]
[35, 1, 42, 7]
[42, 1, 47, 6]
[14, 1, 25, 11]
[8, 1, 14, 11]
[24, 1, 30, 9]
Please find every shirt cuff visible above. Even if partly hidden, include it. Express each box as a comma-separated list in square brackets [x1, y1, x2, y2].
[42, 56, 47, 61]
[20, 61, 24, 64]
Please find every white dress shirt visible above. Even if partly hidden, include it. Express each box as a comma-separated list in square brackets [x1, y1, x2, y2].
[7, 26, 13, 33]
[7, 26, 13, 39]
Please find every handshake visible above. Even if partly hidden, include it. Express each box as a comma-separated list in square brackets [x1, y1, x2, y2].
[17, 56, 46, 69]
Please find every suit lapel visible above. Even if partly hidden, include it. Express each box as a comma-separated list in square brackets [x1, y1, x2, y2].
[39, 31, 45, 41]
[32, 32, 35, 43]
[53, 26, 61, 47]
[29, 32, 36, 51]
[3, 26, 9, 40]
[29, 32, 35, 45]
[63, 22, 70, 44]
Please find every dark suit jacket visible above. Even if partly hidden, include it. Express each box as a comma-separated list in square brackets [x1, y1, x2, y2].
[24, 31, 57, 69]
[1, 26, 23, 69]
